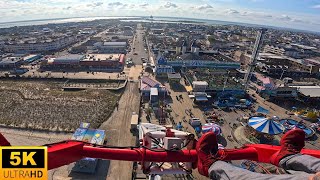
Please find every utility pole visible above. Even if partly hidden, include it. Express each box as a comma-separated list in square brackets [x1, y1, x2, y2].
[244, 28, 267, 90]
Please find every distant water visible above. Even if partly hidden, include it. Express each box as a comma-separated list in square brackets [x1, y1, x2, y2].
[0, 16, 137, 28]
[0, 16, 259, 29]
[138, 16, 242, 26]
[126, 16, 318, 34]
[0, 16, 318, 34]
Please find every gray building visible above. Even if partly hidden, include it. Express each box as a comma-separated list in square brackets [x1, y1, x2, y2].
[94, 42, 127, 53]
[0, 57, 23, 69]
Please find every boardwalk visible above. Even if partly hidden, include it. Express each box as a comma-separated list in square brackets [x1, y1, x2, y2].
[100, 82, 141, 180]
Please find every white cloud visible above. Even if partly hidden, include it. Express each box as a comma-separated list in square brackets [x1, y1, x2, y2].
[279, 14, 292, 21]
[108, 2, 123, 7]
[311, 4, 320, 9]
[240, 11, 272, 18]
[291, 18, 304, 23]
[197, 4, 213, 10]
[63, 6, 72, 10]
[87, 2, 103, 7]
[225, 9, 239, 14]
[140, 3, 149, 8]
[0, 0, 318, 32]
[163, 2, 178, 8]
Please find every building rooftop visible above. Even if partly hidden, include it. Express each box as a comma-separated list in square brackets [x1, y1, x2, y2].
[259, 52, 279, 58]
[83, 54, 123, 62]
[289, 86, 320, 97]
[291, 44, 317, 50]
[179, 53, 203, 60]
[305, 59, 320, 66]
[23, 54, 40, 60]
[255, 73, 273, 85]
[192, 81, 208, 86]
[49, 54, 84, 64]
[55, 54, 84, 61]
[0, 57, 22, 65]
[167, 72, 182, 79]
[150, 88, 158, 96]
[261, 54, 286, 60]
[103, 42, 127, 46]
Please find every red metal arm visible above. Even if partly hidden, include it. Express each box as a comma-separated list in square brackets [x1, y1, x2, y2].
[47, 140, 320, 170]
[0, 133, 11, 146]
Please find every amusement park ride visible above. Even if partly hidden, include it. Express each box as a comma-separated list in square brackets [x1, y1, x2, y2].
[0, 30, 319, 179]
[1, 123, 320, 177]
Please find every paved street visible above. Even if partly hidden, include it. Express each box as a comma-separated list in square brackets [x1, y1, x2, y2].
[127, 24, 149, 65]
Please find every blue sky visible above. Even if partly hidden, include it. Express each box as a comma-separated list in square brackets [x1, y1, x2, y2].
[1, 0, 320, 31]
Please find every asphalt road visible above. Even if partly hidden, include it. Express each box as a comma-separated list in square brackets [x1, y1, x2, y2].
[126, 24, 149, 65]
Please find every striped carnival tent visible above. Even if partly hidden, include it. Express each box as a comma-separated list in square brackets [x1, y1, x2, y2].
[248, 117, 284, 135]
[202, 123, 222, 135]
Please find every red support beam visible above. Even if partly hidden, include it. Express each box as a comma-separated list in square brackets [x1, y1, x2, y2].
[245, 144, 320, 163]
[46, 141, 320, 170]
[48, 141, 84, 170]
[82, 146, 198, 163]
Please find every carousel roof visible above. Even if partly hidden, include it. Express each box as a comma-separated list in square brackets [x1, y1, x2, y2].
[248, 116, 284, 135]
[202, 123, 221, 135]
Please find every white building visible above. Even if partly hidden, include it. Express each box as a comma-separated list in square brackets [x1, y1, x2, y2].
[4, 36, 77, 53]
[192, 81, 208, 92]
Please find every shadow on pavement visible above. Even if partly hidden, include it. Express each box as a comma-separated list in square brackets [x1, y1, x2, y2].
[69, 159, 110, 180]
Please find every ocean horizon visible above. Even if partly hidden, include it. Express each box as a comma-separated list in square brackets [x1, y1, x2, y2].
[0, 16, 318, 34]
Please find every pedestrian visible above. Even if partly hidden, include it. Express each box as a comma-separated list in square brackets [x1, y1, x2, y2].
[179, 95, 184, 102]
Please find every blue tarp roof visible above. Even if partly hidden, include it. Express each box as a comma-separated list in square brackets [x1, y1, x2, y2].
[256, 106, 270, 114]
[195, 96, 208, 101]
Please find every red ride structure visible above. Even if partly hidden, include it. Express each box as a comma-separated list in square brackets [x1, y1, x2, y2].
[1, 123, 320, 176]
[45, 141, 320, 170]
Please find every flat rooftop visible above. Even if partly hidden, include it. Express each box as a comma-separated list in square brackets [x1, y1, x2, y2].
[0, 57, 22, 64]
[103, 42, 127, 46]
[55, 54, 84, 61]
[83, 54, 123, 61]
[289, 86, 320, 97]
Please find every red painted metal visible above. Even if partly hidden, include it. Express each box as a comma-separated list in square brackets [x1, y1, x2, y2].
[48, 141, 84, 170]
[0, 133, 11, 146]
[245, 144, 320, 163]
[46, 140, 320, 170]
[82, 146, 197, 162]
